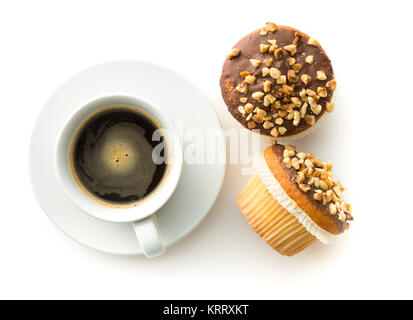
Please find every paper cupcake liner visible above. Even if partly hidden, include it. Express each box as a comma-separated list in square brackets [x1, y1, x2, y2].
[237, 174, 316, 256]
[254, 154, 334, 244]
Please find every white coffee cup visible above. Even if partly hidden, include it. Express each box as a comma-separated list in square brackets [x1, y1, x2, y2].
[54, 94, 183, 258]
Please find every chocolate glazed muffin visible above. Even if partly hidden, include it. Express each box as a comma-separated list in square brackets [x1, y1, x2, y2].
[220, 22, 336, 137]
[237, 143, 353, 256]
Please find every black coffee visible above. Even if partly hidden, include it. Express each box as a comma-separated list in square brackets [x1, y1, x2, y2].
[71, 106, 167, 205]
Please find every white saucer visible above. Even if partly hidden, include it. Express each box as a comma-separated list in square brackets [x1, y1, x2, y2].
[29, 61, 226, 255]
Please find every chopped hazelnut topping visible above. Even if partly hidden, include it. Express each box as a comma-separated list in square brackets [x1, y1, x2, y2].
[326, 80, 337, 90]
[244, 103, 254, 113]
[245, 75, 256, 84]
[274, 48, 283, 60]
[268, 41, 278, 52]
[278, 127, 287, 135]
[291, 97, 302, 107]
[286, 111, 294, 120]
[301, 74, 312, 86]
[324, 162, 333, 171]
[326, 102, 335, 113]
[240, 97, 248, 103]
[333, 186, 342, 198]
[260, 44, 270, 53]
[317, 87, 328, 98]
[293, 110, 301, 126]
[300, 103, 308, 118]
[308, 96, 317, 108]
[263, 80, 272, 93]
[266, 22, 277, 32]
[260, 28, 268, 36]
[228, 48, 240, 59]
[287, 57, 296, 66]
[305, 89, 317, 97]
[298, 184, 311, 192]
[283, 84, 295, 94]
[263, 120, 274, 129]
[304, 115, 316, 126]
[293, 35, 301, 47]
[235, 82, 248, 94]
[311, 104, 322, 115]
[314, 192, 322, 201]
[264, 58, 273, 67]
[270, 67, 281, 79]
[263, 94, 275, 107]
[316, 71, 327, 81]
[284, 148, 293, 159]
[319, 180, 328, 191]
[249, 59, 261, 68]
[252, 92, 265, 100]
[292, 159, 302, 169]
[287, 70, 298, 83]
[308, 37, 319, 46]
[292, 63, 302, 73]
[252, 114, 264, 123]
[283, 157, 292, 168]
[296, 152, 306, 160]
[240, 71, 251, 77]
[261, 67, 270, 77]
[285, 145, 296, 152]
[296, 172, 305, 184]
[284, 44, 297, 56]
[326, 190, 334, 202]
[304, 159, 314, 168]
[270, 127, 279, 137]
[238, 105, 246, 115]
[275, 117, 284, 125]
[322, 193, 329, 205]
[338, 212, 346, 222]
[305, 55, 314, 64]
[247, 121, 256, 129]
[272, 101, 280, 110]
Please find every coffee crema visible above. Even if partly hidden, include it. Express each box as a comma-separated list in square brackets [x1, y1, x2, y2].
[70, 106, 167, 206]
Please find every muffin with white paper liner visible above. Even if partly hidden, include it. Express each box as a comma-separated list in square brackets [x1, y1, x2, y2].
[237, 143, 353, 256]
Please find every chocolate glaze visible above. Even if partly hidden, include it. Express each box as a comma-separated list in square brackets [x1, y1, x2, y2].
[271, 143, 346, 232]
[220, 25, 335, 136]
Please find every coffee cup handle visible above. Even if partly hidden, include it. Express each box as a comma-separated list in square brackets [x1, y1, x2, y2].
[132, 214, 165, 258]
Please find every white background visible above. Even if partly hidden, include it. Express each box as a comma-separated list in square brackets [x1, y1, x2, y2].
[1, 0, 412, 299]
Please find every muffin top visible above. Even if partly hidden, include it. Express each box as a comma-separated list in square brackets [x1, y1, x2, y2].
[264, 143, 352, 234]
[220, 22, 336, 137]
